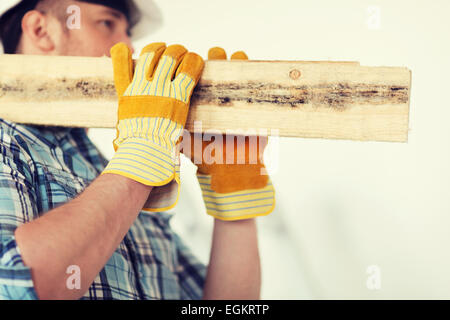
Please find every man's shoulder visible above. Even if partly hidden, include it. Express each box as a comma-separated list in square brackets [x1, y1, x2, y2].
[0, 118, 77, 150]
[0, 119, 42, 143]
[0, 119, 107, 181]
[0, 119, 78, 170]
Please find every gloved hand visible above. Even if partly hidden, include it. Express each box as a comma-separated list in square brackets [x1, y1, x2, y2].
[101, 42, 204, 212]
[184, 47, 275, 221]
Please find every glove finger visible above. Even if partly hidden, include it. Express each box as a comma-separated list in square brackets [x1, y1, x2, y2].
[110, 42, 133, 96]
[126, 42, 166, 96]
[141, 42, 167, 79]
[173, 52, 205, 103]
[149, 44, 188, 97]
[231, 51, 249, 60]
[208, 47, 227, 60]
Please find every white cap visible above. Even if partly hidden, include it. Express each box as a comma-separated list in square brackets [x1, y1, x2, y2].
[129, 0, 163, 41]
[0, 0, 163, 53]
[0, 0, 22, 17]
[0, 0, 21, 54]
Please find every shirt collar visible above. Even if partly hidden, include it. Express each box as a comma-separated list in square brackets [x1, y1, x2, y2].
[20, 124, 82, 147]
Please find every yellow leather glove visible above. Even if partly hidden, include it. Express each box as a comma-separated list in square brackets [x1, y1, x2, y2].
[184, 47, 275, 221]
[101, 42, 204, 212]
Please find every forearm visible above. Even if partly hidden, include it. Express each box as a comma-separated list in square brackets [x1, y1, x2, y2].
[203, 218, 261, 300]
[14, 173, 152, 300]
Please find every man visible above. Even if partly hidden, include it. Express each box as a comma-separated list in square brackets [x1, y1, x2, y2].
[0, 0, 275, 300]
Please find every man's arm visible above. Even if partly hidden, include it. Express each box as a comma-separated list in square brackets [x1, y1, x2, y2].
[10, 41, 204, 300]
[14, 173, 152, 300]
[184, 47, 272, 300]
[203, 218, 261, 299]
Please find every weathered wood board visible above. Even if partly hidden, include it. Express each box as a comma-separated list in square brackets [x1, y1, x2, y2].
[0, 54, 411, 142]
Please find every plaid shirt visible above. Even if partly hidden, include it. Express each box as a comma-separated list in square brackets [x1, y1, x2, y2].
[0, 119, 205, 300]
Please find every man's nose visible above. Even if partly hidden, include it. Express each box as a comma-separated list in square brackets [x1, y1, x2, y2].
[109, 35, 135, 56]
[122, 37, 135, 54]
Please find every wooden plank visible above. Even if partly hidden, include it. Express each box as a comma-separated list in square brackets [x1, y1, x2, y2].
[0, 54, 411, 142]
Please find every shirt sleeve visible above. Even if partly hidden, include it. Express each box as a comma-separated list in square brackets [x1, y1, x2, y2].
[0, 132, 39, 300]
[172, 232, 207, 300]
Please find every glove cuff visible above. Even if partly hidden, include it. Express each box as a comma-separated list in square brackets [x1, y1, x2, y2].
[102, 137, 177, 187]
[197, 173, 275, 221]
[141, 161, 181, 213]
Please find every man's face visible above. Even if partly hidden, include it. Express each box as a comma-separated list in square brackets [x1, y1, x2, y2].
[57, 1, 134, 57]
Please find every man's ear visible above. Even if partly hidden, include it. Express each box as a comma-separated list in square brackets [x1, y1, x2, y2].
[21, 10, 55, 53]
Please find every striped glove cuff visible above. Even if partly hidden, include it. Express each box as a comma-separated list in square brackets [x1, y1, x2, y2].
[102, 136, 177, 187]
[197, 174, 275, 221]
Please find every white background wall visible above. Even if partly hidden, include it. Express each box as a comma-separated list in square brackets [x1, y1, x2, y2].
[83, 0, 450, 299]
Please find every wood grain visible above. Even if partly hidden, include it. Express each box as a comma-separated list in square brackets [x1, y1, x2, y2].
[0, 54, 411, 142]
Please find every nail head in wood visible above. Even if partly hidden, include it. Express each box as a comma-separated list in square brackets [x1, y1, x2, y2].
[289, 69, 301, 80]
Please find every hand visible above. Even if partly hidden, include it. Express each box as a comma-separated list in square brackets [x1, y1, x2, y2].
[183, 47, 275, 221]
[101, 42, 204, 211]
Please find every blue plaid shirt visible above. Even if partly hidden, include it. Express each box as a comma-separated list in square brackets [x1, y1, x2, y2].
[0, 119, 205, 300]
